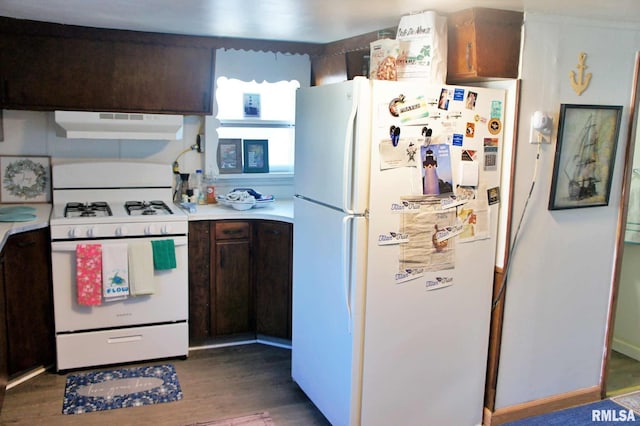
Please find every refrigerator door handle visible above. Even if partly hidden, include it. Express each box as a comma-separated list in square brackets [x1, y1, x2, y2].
[342, 215, 354, 333]
[342, 83, 359, 215]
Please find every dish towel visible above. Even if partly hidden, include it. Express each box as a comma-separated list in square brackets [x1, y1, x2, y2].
[128, 241, 155, 295]
[102, 243, 130, 301]
[76, 244, 103, 306]
[151, 239, 177, 270]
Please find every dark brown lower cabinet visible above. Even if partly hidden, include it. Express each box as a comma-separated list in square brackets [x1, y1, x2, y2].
[254, 221, 292, 339]
[188, 221, 211, 341]
[212, 221, 253, 335]
[2, 228, 55, 378]
[187, 219, 292, 344]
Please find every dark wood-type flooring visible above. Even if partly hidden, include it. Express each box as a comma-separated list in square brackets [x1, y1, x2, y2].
[608, 350, 640, 395]
[0, 343, 330, 425]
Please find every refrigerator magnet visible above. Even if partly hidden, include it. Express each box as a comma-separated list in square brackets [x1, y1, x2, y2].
[425, 276, 454, 291]
[390, 125, 401, 146]
[388, 95, 405, 117]
[395, 268, 425, 284]
[474, 114, 488, 123]
[465, 122, 475, 138]
[377, 231, 409, 246]
[466, 91, 478, 110]
[488, 187, 500, 205]
[488, 118, 502, 135]
[399, 96, 430, 123]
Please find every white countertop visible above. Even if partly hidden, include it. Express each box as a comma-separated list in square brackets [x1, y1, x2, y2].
[0, 203, 52, 252]
[184, 199, 294, 223]
[0, 200, 293, 254]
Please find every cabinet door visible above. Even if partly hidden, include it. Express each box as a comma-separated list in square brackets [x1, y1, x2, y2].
[109, 41, 213, 114]
[0, 34, 115, 110]
[0, 31, 213, 114]
[188, 221, 211, 342]
[3, 228, 54, 376]
[254, 221, 293, 339]
[447, 8, 522, 82]
[212, 221, 253, 336]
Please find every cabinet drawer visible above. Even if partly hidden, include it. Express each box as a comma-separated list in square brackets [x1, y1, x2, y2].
[215, 221, 250, 240]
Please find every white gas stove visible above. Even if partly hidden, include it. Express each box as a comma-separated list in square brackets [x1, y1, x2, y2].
[50, 161, 189, 371]
[50, 161, 188, 241]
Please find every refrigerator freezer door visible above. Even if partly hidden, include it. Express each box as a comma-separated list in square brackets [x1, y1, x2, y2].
[294, 77, 371, 214]
[292, 197, 367, 426]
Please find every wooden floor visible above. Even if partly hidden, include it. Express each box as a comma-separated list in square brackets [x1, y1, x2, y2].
[0, 343, 330, 425]
[607, 350, 640, 395]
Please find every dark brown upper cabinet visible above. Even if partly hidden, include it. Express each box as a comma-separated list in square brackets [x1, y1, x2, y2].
[0, 19, 214, 114]
[447, 8, 523, 83]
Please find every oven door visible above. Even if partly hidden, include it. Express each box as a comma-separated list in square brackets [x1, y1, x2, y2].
[51, 235, 188, 332]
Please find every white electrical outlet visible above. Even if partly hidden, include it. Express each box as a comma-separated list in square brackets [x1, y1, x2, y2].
[530, 111, 553, 144]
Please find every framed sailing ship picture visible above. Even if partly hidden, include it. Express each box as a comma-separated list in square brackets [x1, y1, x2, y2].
[549, 104, 622, 210]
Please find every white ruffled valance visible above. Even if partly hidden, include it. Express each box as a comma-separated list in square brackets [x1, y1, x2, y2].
[215, 48, 310, 87]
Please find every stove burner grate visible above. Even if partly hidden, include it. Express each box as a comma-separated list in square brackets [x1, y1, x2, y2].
[125, 200, 173, 216]
[64, 201, 112, 218]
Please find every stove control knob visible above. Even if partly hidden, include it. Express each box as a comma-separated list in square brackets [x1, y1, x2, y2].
[161, 224, 172, 234]
[115, 226, 128, 237]
[86, 227, 98, 238]
[145, 224, 157, 235]
[68, 228, 78, 238]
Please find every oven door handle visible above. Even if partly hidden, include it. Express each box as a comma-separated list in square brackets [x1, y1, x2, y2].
[51, 237, 188, 252]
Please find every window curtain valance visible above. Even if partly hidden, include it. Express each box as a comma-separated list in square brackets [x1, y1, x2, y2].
[215, 48, 310, 87]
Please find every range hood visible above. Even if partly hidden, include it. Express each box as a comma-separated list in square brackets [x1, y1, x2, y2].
[54, 111, 184, 140]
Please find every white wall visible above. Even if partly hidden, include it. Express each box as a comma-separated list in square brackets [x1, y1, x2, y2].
[0, 110, 205, 172]
[495, 13, 640, 408]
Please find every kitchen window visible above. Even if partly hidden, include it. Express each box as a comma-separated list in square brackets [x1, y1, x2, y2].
[214, 77, 299, 175]
[205, 48, 311, 181]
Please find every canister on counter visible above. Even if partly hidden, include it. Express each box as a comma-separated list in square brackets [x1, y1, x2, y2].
[206, 185, 217, 204]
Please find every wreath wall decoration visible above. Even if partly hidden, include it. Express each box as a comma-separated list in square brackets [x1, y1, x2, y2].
[0, 156, 51, 203]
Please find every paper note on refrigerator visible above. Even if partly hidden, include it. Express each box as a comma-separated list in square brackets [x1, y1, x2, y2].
[398, 197, 455, 273]
[379, 138, 420, 170]
[459, 161, 479, 186]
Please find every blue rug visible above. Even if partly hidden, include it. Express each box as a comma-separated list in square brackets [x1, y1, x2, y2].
[62, 364, 183, 414]
[504, 399, 640, 425]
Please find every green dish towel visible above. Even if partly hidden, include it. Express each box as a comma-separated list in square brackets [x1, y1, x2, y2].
[151, 239, 176, 270]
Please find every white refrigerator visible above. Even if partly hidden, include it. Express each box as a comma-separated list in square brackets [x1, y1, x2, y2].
[292, 77, 506, 426]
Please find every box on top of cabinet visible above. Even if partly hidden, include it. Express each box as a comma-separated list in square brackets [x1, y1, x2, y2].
[446, 8, 523, 83]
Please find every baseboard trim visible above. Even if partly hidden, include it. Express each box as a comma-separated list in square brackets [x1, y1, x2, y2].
[483, 385, 601, 425]
[612, 337, 640, 362]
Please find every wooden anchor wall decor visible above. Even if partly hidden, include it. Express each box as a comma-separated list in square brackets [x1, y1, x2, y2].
[569, 52, 592, 96]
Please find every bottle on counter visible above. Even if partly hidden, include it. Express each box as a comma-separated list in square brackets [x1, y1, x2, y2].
[204, 173, 217, 204]
[191, 169, 207, 204]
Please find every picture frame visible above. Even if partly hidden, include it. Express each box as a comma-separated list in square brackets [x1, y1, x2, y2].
[243, 93, 261, 118]
[243, 139, 269, 173]
[549, 104, 622, 210]
[0, 155, 51, 203]
[217, 138, 242, 174]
